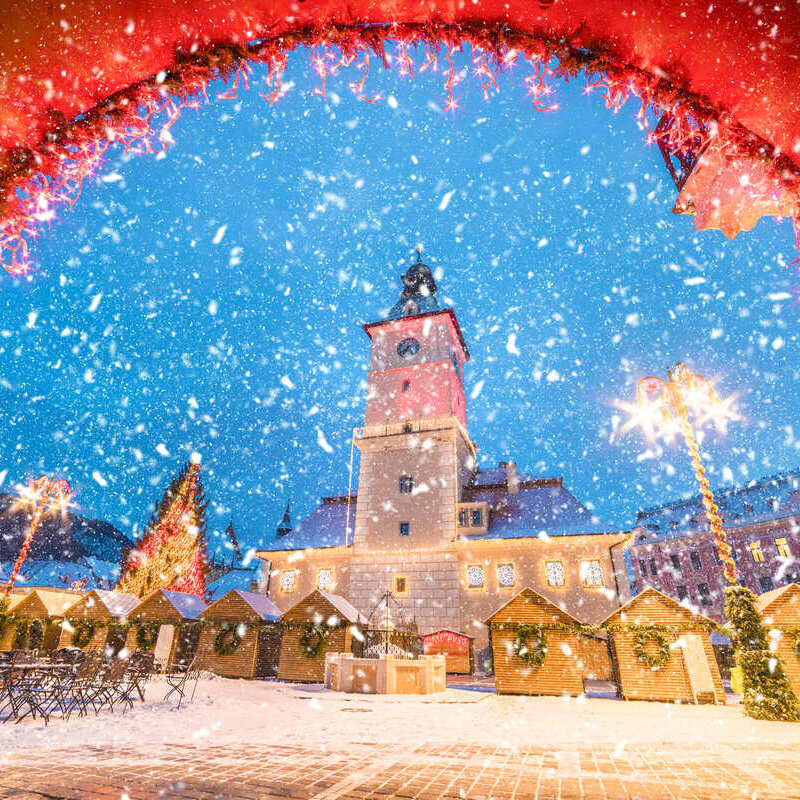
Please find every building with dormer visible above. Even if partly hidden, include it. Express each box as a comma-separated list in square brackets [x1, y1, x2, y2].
[256, 257, 632, 661]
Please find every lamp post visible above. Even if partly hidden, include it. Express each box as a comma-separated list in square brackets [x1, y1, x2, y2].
[3, 475, 72, 598]
[619, 364, 800, 721]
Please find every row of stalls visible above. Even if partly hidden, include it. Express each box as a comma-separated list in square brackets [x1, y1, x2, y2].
[487, 587, 727, 704]
[0, 586, 368, 682]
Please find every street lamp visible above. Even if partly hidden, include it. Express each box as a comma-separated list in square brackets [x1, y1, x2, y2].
[2, 475, 72, 598]
[619, 363, 739, 586]
[619, 363, 800, 721]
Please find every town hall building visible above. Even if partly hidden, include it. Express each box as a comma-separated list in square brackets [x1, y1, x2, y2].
[256, 256, 633, 658]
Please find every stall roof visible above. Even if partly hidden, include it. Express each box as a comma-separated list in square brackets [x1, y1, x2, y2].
[602, 586, 717, 627]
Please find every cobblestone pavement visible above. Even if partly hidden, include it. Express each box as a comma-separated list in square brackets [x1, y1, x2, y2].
[1, 739, 798, 800]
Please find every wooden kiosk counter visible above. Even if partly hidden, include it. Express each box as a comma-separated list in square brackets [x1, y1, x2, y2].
[197, 589, 282, 678]
[277, 590, 368, 683]
[603, 587, 725, 705]
[486, 587, 607, 696]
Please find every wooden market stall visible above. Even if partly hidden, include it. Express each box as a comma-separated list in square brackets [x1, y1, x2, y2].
[277, 590, 368, 683]
[0, 588, 85, 653]
[197, 590, 282, 678]
[0, 589, 32, 651]
[757, 583, 800, 699]
[58, 589, 140, 656]
[602, 587, 725, 704]
[421, 630, 474, 674]
[127, 588, 207, 669]
[486, 587, 597, 696]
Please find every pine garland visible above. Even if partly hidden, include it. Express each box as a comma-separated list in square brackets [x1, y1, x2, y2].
[135, 622, 160, 651]
[725, 585, 800, 722]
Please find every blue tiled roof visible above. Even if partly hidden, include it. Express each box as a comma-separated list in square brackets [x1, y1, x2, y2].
[636, 470, 800, 541]
[259, 499, 353, 553]
[471, 467, 539, 486]
[467, 484, 612, 539]
[206, 567, 261, 600]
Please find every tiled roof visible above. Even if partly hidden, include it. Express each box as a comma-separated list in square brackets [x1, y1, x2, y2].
[318, 591, 368, 625]
[258, 499, 353, 553]
[160, 589, 207, 619]
[470, 467, 539, 486]
[466, 482, 612, 539]
[635, 470, 800, 541]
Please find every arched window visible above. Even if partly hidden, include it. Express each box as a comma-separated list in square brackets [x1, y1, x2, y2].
[399, 475, 414, 494]
[402, 380, 411, 392]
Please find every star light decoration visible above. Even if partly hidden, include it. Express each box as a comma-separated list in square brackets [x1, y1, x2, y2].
[3, 475, 72, 597]
[618, 363, 740, 585]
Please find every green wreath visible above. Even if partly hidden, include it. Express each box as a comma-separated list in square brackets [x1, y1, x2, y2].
[70, 621, 96, 648]
[135, 623, 160, 651]
[633, 627, 671, 669]
[214, 624, 243, 657]
[512, 624, 547, 669]
[297, 622, 327, 659]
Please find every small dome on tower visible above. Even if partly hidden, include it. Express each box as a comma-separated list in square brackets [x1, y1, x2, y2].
[387, 250, 440, 320]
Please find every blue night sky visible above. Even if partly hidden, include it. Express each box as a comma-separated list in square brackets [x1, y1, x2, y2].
[1, 46, 798, 554]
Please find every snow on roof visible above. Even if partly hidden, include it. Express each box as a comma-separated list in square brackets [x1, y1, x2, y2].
[466, 483, 612, 539]
[20, 588, 85, 617]
[470, 466, 539, 486]
[259, 499, 352, 553]
[232, 590, 281, 621]
[318, 591, 368, 625]
[160, 589, 207, 619]
[206, 567, 260, 601]
[636, 469, 800, 540]
[93, 589, 140, 618]
[601, 586, 717, 627]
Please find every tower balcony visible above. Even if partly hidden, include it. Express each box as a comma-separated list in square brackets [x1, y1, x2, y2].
[456, 501, 489, 536]
[354, 416, 473, 451]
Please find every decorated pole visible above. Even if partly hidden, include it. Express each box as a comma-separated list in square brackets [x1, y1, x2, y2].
[3, 475, 72, 597]
[621, 364, 800, 721]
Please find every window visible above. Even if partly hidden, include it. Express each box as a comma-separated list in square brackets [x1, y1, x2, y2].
[731, 546, 739, 563]
[472, 509, 482, 527]
[399, 522, 410, 536]
[402, 380, 411, 392]
[402, 422, 413, 433]
[393, 576, 408, 595]
[638, 559, 647, 576]
[545, 561, 566, 587]
[466, 565, 485, 588]
[458, 510, 468, 527]
[580, 560, 604, 587]
[316, 568, 334, 591]
[670, 554, 681, 573]
[776, 537, 792, 559]
[399, 475, 414, 494]
[749, 541, 765, 563]
[712, 549, 722, 565]
[696, 583, 712, 606]
[676, 585, 689, 601]
[758, 576, 775, 593]
[649, 558, 658, 576]
[497, 564, 515, 588]
[279, 570, 297, 593]
[690, 550, 702, 571]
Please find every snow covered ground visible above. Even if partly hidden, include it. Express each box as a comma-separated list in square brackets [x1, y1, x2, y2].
[2, 677, 799, 756]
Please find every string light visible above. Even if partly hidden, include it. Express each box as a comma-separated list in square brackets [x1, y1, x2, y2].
[1, 26, 798, 275]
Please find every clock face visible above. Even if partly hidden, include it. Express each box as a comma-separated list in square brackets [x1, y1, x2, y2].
[396, 337, 421, 358]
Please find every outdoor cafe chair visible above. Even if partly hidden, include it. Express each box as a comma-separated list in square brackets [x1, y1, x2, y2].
[162, 654, 201, 710]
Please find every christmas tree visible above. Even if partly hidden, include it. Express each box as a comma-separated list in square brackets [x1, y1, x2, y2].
[117, 458, 209, 598]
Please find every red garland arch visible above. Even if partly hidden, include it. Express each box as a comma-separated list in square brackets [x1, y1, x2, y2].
[1, 2, 799, 274]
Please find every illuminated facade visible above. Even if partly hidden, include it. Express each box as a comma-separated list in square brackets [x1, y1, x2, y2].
[256, 257, 632, 660]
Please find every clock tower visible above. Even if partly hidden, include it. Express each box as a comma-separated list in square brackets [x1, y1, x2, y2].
[352, 256, 476, 553]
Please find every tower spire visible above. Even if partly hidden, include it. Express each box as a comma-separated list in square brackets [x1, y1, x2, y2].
[276, 501, 292, 538]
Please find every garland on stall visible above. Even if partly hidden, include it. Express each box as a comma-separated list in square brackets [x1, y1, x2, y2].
[135, 622, 160, 651]
[297, 622, 328, 659]
[12, 620, 29, 649]
[214, 624, 243, 657]
[632, 626, 672, 669]
[70, 621, 96, 648]
[511, 624, 547, 668]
